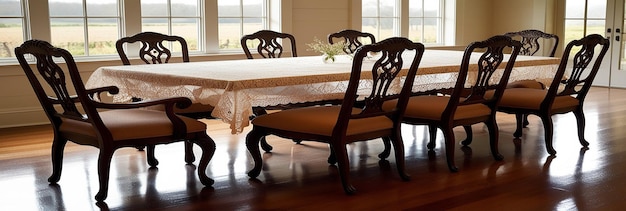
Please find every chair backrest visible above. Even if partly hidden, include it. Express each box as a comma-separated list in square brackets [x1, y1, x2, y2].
[334, 37, 424, 137]
[328, 29, 376, 54]
[15, 40, 105, 133]
[504, 29, 559, 57]
[116, 31, 190, 65]
[542, 34, 610, 109]
[240, 30, 297, 59]
[445, 35, 522, 115]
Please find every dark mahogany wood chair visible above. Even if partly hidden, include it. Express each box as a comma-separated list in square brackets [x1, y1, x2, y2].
[328, 29, 376, 54]
[116, 31, 214, 163]
[462, 30, 560, 143]
[381, 35, 522, 172]
[246, 37, 425, 194]
[15, 40, 216, 201]
[240, 30, 335, 149]
[241, 30, 297, 59]
[505, 29, 559, 57]
[503, 29, 560, 125]
[490, 34, 609, 155]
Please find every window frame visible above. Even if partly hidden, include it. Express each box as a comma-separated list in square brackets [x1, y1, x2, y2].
[361, 0, 455, 47]
[48, 0, 122, 57]
[217, 0, 270, 52]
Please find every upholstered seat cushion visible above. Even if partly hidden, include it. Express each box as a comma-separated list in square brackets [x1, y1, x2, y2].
[498, 88, 579, 111]
[251, 106, 393, 137]
[507, 80, 545, 89]
[60, 109, 207, 141]
[383, 95, 491, 121]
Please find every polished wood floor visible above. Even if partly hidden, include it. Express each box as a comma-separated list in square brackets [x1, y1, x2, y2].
[2, 87, 626, 210]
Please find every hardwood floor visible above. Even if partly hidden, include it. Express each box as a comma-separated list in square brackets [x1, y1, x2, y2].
[2, 87, 626, 210]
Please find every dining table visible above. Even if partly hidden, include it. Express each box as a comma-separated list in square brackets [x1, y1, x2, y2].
[85, 49, 560, 134]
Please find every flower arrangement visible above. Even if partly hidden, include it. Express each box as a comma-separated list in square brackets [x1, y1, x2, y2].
[306, 38, 346, 63]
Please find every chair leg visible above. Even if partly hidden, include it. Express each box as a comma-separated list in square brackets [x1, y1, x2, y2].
[146, 145, 159, 167]
[252, 107, 274, 152]
[390, 129, 410, 181]
[192, 133, 216, 186]
[330, 142, 356, 194]
[540, 115, 557, 155]
[427, 124, 437, 150]
[48, 136, 67, 184]
[327, 149, 337, 165]
[460, 125, 473, 146]
[246, 128, 265, 178]
[574, 109, 590, 147]
[513, 113, 524, 138]
[260, 136, 273, 152]
[522, 114, 530, 127]
[441, 127, 458, 172]
[95, 148, 114, 202]
[485, 120, 504, 161]
[378, 136, 392, 160]
[184, 141, 195, 164]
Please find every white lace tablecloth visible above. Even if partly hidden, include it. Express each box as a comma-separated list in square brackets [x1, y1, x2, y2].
[85, 50, 559, 133]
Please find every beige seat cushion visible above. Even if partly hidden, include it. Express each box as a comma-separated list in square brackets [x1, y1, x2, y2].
[383, 95, 491, 121]
[60, 109, 207, 141]
[251, 106, 393, 137]
[507, 80, 545, 89]
[498, 88, 579, 111]
[383, 95, 491, 120]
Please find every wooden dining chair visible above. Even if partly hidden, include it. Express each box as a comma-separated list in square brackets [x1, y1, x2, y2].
[240, 30, 297, 59]
[246, 37, 425, 194]
[505, 29, 559, 57]
[461, 30, 560, 143]
[116, 31, 214, 163]
[15, 40, 216, 201]
[491, 34, 610, 155]
[381, 35, 522, 172]
[328, 29, 376, 54]
[504, 29, 560, 124]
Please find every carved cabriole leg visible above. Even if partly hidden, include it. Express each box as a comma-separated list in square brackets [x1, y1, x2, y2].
[486, 119, 504, 161]
[377, 136, 392, 160]
[513, 113, 524, 138]
[461, 125, 473, 146]
[252, 107, 274, 152]
[95, 147, 114, 202]
[193, 133, 216, 186]
[260, 137, 273, 152]
[574, 108, 590, 147]
[48, 134, 67, 184]
[327, 149, 337, 165]
[146, 145, 159, 167]
[246, 128, 264, 178]
[427, 124, 437, 150]
[441, 127, 458, 172]
[330, 142, 356, 194]
[390, 128, 410, 181]
[541, 115, 557, 155]
[184, 141, 195, 164]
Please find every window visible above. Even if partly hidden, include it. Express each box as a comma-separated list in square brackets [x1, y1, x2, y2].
[0, 0, 277, 62]
[218, 0, 268, 50]
[141, 0, 202, 52]
[362, 0, 449, 46]
[49, 0, 121, 56]
[408, 0, 443, 45]
[564, 0, 606, 46]
[0, 0, 26, 58]
[362, 0, 399, 40]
